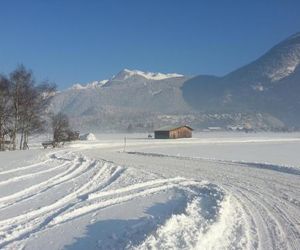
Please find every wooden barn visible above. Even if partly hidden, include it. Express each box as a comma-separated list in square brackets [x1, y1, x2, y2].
[154, 125, 193, 139]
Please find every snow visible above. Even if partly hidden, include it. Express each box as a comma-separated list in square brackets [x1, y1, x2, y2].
[79, 133, 96, 141]
[0, 132, 299, 249]
[116, 69, 184, 81]
[268, 59, 299, 81]
[267, 44, 300, 81]
[252, 84, 264, 91]
[68, 69, 184, 91]
[70, 80, 109, 90]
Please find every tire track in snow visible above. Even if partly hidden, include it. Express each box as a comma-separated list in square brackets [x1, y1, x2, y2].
[0, 161, 70, 187]
[127, 151, 300, 176]
[0, 152, 226, 250]
[212, 168, 299, 250]
[228, 175, 300, 249]
[88, 177, 186, 200]
[2, 146, 298, 249]
[0, 152, 96, 210]
[0, 156, 84, 209]
[0, 150, 69, 176]
[124, 150, 300, 249]
[233, 187, 284, 249]
[0, 159, 52, 176]
[50, 178, 200, 225]
[236, 184, 300, 249]
[219, 169, 300, 250]
[0, 160, 125, 248]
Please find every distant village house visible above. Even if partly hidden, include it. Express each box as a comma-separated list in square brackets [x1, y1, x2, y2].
[154, 125, 193, 139]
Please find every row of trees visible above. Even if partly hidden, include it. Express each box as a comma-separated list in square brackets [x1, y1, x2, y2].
[0, 65, 56, 151]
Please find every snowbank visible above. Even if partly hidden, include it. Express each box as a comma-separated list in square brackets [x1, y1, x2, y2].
[79, 133, 97, 141]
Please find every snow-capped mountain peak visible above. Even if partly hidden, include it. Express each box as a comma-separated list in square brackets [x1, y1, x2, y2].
[113, 69, 184, 81]
[70, 80, 109, 90]
[69, 69, 184, 90]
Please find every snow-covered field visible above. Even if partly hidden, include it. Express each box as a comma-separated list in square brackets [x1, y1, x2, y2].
[0, 132, 299, 249]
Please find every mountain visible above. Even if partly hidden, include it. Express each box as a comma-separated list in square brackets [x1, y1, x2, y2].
[51, 32, 300, 132]
[182, 32, 300, 127]
[51, 69, 190, 132]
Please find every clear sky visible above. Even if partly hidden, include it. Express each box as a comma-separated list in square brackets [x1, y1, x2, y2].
[0, 0, 300, 89]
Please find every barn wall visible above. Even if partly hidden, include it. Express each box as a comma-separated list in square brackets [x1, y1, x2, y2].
[170, 127, 192, 139]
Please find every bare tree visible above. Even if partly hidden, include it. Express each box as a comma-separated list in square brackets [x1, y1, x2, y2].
[8, 65, 56, 150]
[0, 75, 12, 151]
[9, 65, 33, 150]
[19, 81, 56, 149]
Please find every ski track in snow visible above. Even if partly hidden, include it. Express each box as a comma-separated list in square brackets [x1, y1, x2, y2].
[0, 141, 299, 249]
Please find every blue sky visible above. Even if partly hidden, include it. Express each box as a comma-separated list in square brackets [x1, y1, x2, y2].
[0, 0, 300, 89]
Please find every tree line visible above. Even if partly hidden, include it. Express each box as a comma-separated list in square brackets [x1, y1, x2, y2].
[0, 65, 56, 151]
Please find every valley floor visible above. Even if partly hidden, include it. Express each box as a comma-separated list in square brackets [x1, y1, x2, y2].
[0, 133, 299, 249]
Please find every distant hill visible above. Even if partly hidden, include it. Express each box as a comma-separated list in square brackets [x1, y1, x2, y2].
[182, 32, 300, 127]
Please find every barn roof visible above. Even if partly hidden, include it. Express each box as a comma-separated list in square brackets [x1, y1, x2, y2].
[155, 125, 193, 132]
